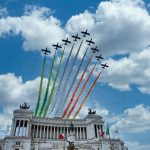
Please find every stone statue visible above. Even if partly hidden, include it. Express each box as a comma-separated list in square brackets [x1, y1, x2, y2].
[67, 140, 75, 150]
[88, 108, 96, 114]
[67, 140, 74, 145]
[69, 121, 74, 132]
[20, 102, 30, 109]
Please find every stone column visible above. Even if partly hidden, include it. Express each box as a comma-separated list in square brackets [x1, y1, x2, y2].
[36, 125, 39, 138]
[56, 126, 58, 139]
[64, 127, 65, 138]
[64, 127, 66, 139]
[77, 127, 78, 140]
[27, 120, 31, 136]
[47, 126, 49, 139]
[60, 126, 62, 134]
[84, 127, 87, 139]
[39, 125, 42, 139]
[96, 124, 98, 137]
[22, 120, 25, 136]
[74, 127, 77, 139]
[33, 124, 36, 138]
[97, 125, 100, 136]
[54, 126, 55, 139]
[83, 127, 85, 139]
[50, 126, 52, 139]
[67, 127, 68, 138]
[17, 120, 21, 136]
[81, 127, 82, 139]
[13, 120, 17, 136]
[101, 125, 103, 134]
[80, 127, 82, 139]
[43, 126, 45, 139]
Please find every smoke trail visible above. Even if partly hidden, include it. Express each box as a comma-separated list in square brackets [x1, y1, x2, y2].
[50, 43, 75, 114]
[56, 47, 88, 116]
[43, 48, 65, 117]
[53, 40, 83, 115]
[66, 63, 97, 120]
[56, 40, 83, 103]
[73, 69, 103, 120]
[34, 55, 46, 116]
[62, 53, 94, 118]
[38, 51, 57, 117]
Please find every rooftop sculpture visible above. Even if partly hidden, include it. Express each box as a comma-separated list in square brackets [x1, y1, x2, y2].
[20, 102, 30, 110]
[88, 108, 96, 115]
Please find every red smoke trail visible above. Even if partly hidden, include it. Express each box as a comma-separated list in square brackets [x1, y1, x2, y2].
[62, 53, 94, 118]
[66, 63, 97, 120]
[55, 47, 88, 116]
[73, 69, 103, 120]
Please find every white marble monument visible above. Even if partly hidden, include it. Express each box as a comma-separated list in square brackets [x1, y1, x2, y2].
[0, 106, 128, 150]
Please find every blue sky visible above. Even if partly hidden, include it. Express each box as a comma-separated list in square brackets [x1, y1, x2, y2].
[0, 0, 150, 149]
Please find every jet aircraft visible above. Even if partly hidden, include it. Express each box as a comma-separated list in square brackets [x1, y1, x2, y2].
[95, 55, 104, 61]
[86, 38, 95, 46]
[101, 63, 109, 69]
[72, 34, 81, 41]
[41, 47, 51, 55]
[81, 29, 90, 37]
[91, 46, 99, 53]
[52, 43, 62, 50]
[62, 37, 71, 45]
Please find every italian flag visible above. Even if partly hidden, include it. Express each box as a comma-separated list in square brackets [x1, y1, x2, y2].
[59, 129, 64, 139]
[101, 130, 105, 139]
[98, 130, 101, 137]
[98, 130, 105, 141]
[97, 130, 102, 142]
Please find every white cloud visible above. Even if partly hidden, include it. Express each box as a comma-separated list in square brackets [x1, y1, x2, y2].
[111, 104, 150, 133]
[97, 47, 150, 93]
[0, 73, 109, 136]
[0, 106, 15, 137]
[78, 105, 109, 119]
[66, 0, 150, 57]
[0, 73, 50, 111]
[1, 0, 150, 57]
[0, 73, 49, 136]
[0, 6, 65, 52]
[75, 99, 109, 119]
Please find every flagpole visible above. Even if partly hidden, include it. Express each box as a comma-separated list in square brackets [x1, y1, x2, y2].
[108, 131, 112, 150]
[106, 124, 112, 150]
[98, 129, 103, 150]
[101, 138, 103, 150]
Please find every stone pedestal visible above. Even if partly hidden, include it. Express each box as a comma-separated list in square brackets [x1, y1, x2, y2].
[67, 132, 76, 143]
[67, 131, 76, 150]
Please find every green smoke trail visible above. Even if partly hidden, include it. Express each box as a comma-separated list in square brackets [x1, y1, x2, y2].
[34, 55, 46, 116]
[39, 51, 57, 117]
[43, 48, 65, 117]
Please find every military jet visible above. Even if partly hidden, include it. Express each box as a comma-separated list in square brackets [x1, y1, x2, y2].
[101, 63, 109, 69]
[72, 34, 81, 41]
[95, 55, 104, 61]
[52, 43, 62, 50]
[91, 46, 99, 53]
[81, 29, 90, 37]
[41, 47, 51, 55]
[62, 37, 71, 45]
[86, 38, 95, 46]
